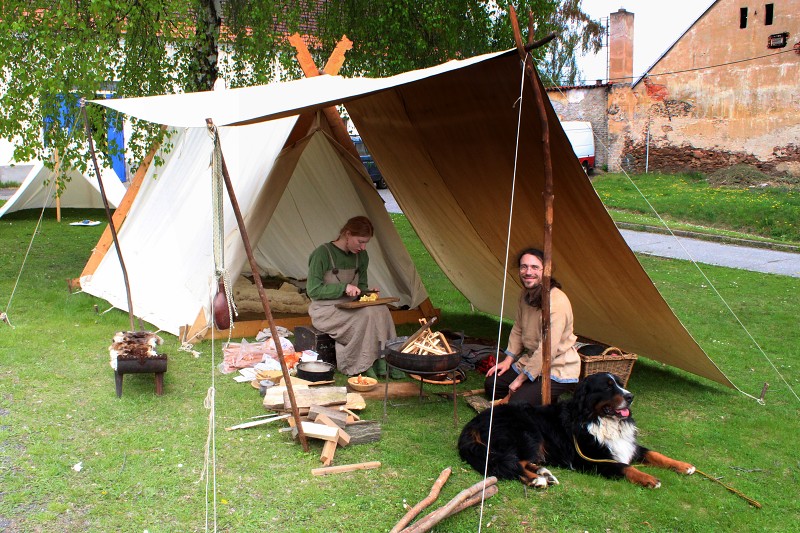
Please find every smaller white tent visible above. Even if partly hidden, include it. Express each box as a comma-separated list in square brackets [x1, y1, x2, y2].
[0, 160, 126, 218]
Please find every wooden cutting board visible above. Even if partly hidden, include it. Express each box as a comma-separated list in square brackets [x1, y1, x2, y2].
[335, 297, 399, 309]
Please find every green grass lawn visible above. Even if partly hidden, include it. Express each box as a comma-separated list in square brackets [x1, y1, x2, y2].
[594, 172, 800, 244]
[0, 208, 798, 532]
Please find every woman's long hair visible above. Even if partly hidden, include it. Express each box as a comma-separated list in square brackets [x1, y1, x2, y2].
[517, 247, 562, 309]
[339, 216, 374, 238]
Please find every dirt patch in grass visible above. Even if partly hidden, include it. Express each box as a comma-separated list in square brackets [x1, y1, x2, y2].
[707, 164, 800, 188]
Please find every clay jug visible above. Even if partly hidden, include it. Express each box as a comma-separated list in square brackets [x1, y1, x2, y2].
[213, 278, 231, 330]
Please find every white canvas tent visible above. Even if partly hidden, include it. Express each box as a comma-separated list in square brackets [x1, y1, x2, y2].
[0, 159, 125, 218]
[79, 116, 429, 339]
[84, 49, 732, 386]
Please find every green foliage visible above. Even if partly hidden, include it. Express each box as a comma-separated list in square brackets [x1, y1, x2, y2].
[0, 1, 603, 179]
[317, 0, 603, 84]
[0, 209, 798, 531]
[594, 172, 800, 243]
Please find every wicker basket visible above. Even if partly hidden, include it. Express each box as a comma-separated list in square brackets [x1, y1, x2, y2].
[578, 346, 637, 387]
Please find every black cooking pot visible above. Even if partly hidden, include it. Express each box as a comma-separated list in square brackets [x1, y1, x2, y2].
[295, 361, 336, 382]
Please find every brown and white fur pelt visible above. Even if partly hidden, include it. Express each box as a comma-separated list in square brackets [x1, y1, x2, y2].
[458, 372, 695, 488]
[109, 331, 164, 370]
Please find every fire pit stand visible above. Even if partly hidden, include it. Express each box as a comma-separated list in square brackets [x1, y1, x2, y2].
[382, 361, 460, 427]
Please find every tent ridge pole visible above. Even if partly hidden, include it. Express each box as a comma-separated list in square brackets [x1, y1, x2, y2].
[509, 5, 556, 405]
[205, 118, 309, 452]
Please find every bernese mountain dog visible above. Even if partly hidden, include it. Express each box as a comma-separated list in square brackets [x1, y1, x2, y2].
[458, 372, 695, 488]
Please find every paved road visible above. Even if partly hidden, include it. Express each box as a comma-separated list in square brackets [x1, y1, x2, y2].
[378, 188, 800, 278]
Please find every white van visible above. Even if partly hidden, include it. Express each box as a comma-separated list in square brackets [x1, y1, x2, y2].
[561, 121, 595, 174]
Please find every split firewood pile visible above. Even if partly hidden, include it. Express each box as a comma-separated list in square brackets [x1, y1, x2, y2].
[255, 383, 379, 467]
[400, 318, 454, 356]
[109, 331, 165, 370]
[390, 467, 498, 533]
[285, 404, 381, 468]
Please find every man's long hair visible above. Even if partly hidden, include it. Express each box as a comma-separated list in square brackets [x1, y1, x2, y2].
[518, 247, 562, 310]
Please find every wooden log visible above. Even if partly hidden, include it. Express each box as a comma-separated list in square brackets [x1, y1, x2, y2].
[442, 485, 498, 519]
[320, 440, 337, 466]
[312, 461, 381, 476]
[390, 467, 452, 533]
[343, 420, 382, 445]
[400, 477, 498, 533]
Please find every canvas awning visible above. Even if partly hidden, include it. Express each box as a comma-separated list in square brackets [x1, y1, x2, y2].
[90, 50, 732, 386]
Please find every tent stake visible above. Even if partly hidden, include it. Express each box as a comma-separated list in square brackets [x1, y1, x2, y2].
[205, 119, 309, 452]
[80, 101, 137, 332]
[509, 5, 557, 405]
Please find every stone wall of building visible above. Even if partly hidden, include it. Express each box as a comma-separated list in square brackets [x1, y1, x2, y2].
[608, 0, 800, 176]
[547, 85, 611, 170]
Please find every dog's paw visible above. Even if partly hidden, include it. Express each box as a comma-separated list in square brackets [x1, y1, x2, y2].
[625, 467, 661, 488]
[679, 463, 696, 475]
[536, 467, 559, 486]
[533, 476, 549, 488]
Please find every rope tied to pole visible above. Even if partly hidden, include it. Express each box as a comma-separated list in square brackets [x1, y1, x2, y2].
[208, 124, 237, 335]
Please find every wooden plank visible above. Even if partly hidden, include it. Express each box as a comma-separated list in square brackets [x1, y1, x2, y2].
[322, 35, 353, 76]
[225, 414, 290, 431]
[308, 405, 349, 427]
[182, 304, 439, 344]
[344, 420, 381, 445]
[263, 384, 310, 411]
[356, 381, 428, 400]
[313, 413, 340, 429]
[312, 461, 381, 476]
[335, 297, 400, 309]
[320, 439, 337, 466]
[284, 387, 348, 410]
[291, 421, 339, 442]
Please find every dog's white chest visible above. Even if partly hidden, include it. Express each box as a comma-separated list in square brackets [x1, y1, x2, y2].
[587, 418, 638, 464]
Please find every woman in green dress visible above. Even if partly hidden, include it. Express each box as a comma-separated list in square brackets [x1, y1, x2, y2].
[307, 216, 400, 378]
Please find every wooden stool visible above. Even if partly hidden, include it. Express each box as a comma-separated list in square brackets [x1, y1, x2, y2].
[114, 357, 168, 397]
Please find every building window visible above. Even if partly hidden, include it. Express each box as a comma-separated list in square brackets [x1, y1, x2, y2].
[765, 3, 774, 25]
[740, 7, 748, 28]
[767, 32, 789, 48]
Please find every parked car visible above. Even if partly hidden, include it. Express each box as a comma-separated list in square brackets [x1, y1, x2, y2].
[561, 121, 595, 174]
[350, 135, 387, 189]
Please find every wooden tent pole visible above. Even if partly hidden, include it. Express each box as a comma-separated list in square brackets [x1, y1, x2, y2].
[80, 102, 137, 332]
[54, 149, 61, 222]
[205, 119, 308, 452]
[509, 5, 557, 405]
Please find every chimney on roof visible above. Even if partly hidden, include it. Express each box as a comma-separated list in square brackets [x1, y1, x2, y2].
[609, 8, 635, 84]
